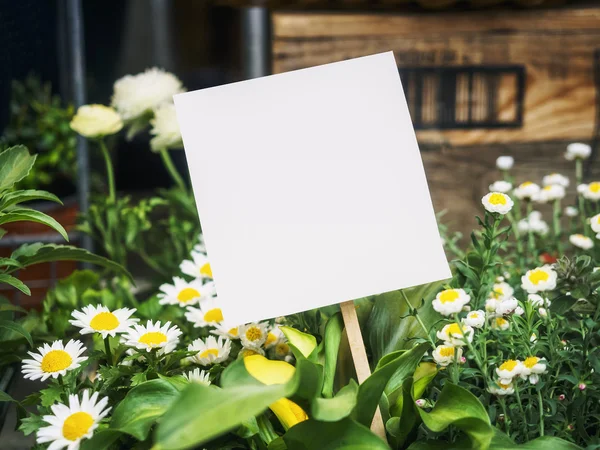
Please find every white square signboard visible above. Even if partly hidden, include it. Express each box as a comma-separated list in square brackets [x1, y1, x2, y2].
[174, 51, 451, 326]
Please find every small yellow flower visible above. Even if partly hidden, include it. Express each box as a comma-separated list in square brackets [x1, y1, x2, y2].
[432, 289, 470, 316]
[481, 192, 513, 215]
[70, 104, 123, 138]
[570, 234, 594, 250]
[436, 323, 474, 346]
[521, 266, 557, 294]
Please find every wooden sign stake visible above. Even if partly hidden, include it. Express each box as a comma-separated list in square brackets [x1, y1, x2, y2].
[339, 300, 388, 442]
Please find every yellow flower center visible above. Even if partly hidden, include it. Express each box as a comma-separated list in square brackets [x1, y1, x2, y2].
[177, 288, 201, 303]
[62, 411, 94, 441]
[275, 343, 290, 356]
[245, 327, 263, 342]
[597, 216, 600, 224]
[200, 263, 213, 278]
[447, 323, 463, 336]
[528, 269, 549, 285]
[494, 286, 504, 295]
[439, 290, 459, 303]
[439, 346, 455, 357]
[228, 327, 239, 337]
[522, 182, 533, 187]
[139, 332, 167, 346]
[241, 348, 261, 357]
[498, 382, 511, 390]
[524, 356, 539, 368]
[590, 182, 600, 193]
[489, 193, 507, 205]
[41, 350, 73, 373]
[199, 348, 219, 358]
[500, 359, 518, 371]
[89, 312, 119, 331]
[543, 186, 552, 191]
[496, 317, 508, 327]
[203, 308, 223, 323]
[470, 313, 479, 319]
[265, 332, 278, 347]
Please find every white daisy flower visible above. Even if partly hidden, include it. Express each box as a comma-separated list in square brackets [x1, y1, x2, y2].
[527, 293, 550, 308]
[69, 305, 138, 339]
[432, 288, 471, 316]
[150, 103, 182, 151]
[489, 180, 512, 193]
[490, 282, 514, 301]
[513, 182, 541, 201]
[517, 219, 530, 233]
[180, 251, 213, 280]
[581, 182, 600, 201]
[565, 142, 591, 160]
[481, 192, 513, 215]
[496, 297, 519, 315]
[543, 173, 570, 188]
[184, 297, 224, 328]
[436, 323, 474, 346]
[188, 336, 231, 365]
[264, 325, 286, 350]
[37, 390, 110, 450]
[565, 206, 578, 217]
[537, 184, 566, 203]
[529, 218, 549, 235]
[492, 317, 510, 331]
[239, 346, 266, 359]
[210, 321, 240, 340]
[570, 233, 594, 250]
[521, 266, 557, 293]
[590, 214, 600, 233]
[514, 306, 525, 316]
[432, 344, 462, 367]
[272, 341, 292, 360]
[463, 310, 485, 328]
[496, 156, 514, 170]
[488, 380, 514, 396]
[158, 277, 211, 307]
[496, 359, 523, 382]
[121, 320, 181, 355]
[183, 368, 211, 386]
[194, 235, 207, 254]
[239, 322, 270, 348]
[521, 356, 547, 382]
[111, 68, 184, 121]
[485, 298, 500, 315]
[22, 340, 86, 382]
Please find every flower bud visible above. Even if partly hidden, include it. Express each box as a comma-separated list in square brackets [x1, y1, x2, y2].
[579, 383, 587, 391]
[567, 424, 575, 431]
[538, 307, 548, 318]
[558, 394, 566, 401]
[498, 414, 505, 422]
[415, 399, 426, 408]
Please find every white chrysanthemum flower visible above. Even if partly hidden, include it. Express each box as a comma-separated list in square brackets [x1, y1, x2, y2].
[496, 359, 523, 382]
[194, 235, 207, 254]
[183, 368, 211, 386]
[521, 266, 557, 293]
[37, 390, 110, 450]
[565, 206, 578, 217]
[210, 321, 240, 340]
[530, 333, 538, 343]
[539, 307, 548, 318]
[481, 192, 513, 215]
[463, 310, 485, 328]
[111, 68, 184, 121]
[490, 282, 514, 301]
[527, 293, 550, 308]
[180, 251, 213, 280]
[69, 104, 123, 138]
[537, 184, 566, 203]
[521, 356, 547, 382]
[432, 288, 471, 316]
[121, 320, 181, 355]
[590, 214, 600, 233]
[184, 297, 224, 328]
[488, 380, 514, 396]
[239, 322, 270, 348]
[543, 173, 570, 187]
[517, 219, 530, 233]
[436, 323, 474, 346]
[489, 180, 512, 193]
[272, 341, 292, 361]
[496, 156, 514, 170]
[492, 317, 510, 331]
[496, 297, 519, 315]
[513, 182, 541, 200]
[529, 218, 549, 235]
[581, 182, 600, 201]
[158, 277, 211, 307]
[264, 325, 286, 350]
[69, 305, 137, 338]
[485, 298, 500, 314]
[432, 344, 462, 367]
[22, 340, 87, 382]
[150, 103, 182, 151]
[188, 336, 231, 365]
[239, 346, 266, 359]
[570, 233, 594, 250]
[514, 306, 524, 316]
[565, 142, 591, 160]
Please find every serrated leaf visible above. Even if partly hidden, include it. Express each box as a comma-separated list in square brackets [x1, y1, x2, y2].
[0, 208, 68, 241]
[0, 145, 37, 191]
[0, 257, 22, 269]
[0, 274, 31, 295]
[0, 189, 62, 210]
[0, 390, 16, 402]
[19, 414, 45, 436]
[40, 385, 64, 407]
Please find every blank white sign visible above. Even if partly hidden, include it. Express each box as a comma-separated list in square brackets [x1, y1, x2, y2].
[174, 52, 451, 326]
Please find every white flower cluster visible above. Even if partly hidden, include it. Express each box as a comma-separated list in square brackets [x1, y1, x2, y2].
[517, 211, 549, 236]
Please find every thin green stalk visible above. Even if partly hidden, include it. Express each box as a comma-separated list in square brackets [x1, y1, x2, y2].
[526, 202, 536, 256]
[400, 290, 436, 348]
[499, 398, 511, 437]
[552, 199, 563, 255]
[576, 159, 587, 234]
[160, 149, 187, 192]
[104, 336, 113, 365]
[99, 139, 116, 203]
[514, 384, 529, 438]
[454, 314, 490, 385]
[507, 211, 525, 270]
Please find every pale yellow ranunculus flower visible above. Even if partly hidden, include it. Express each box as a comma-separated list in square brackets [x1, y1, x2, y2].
[244, 354, 308, 430]
[70, 104, 123, 138]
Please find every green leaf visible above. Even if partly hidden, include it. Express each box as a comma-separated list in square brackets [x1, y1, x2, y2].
[416, 383, 493, 449]
[387, 378, 420, 449]
[0, 274, 31, 295]
[322, 312, 343, 398]
[0, 145, 37, 191]
[0, 189, 62, 210]
[19, 414, 45, 436]
[40, 385, 64, 407]
[0, 208, 68, 241]
[281, 418, 389, 450]
[495, 436, 582, 449]
[110, 379, 180, 440]
[11, 244, 133, 282]
[312, 379, 358, 422]
[0, 257, 23, 269]
[0, 390, 16, 402]
[80, 430, 123, 450]
[0, 319, 33, 346]
[280, 326, 317, 359]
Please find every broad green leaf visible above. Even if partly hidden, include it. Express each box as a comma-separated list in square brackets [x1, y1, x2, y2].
[495, 436, 582, 449]
[280, 326, 317, 359]
[0, 303, 27, 313]
[0, 274, 30, 295]
[0, 390, 16, 402]
[0, 319, 33, 346]
[412, 362, 438, 400]
[110, 379, 180, 440]
[386, 378, 420, 449]
[80, 430, 123, 450]
[11, 244, 133, 282]
[367, 282, 446, 363]
[0, 257, 22, 269]
[312, 379, 358, 422]
[281, 418, 389, 450]
[0, 145, 37, 191]
[0, 189, 62, 210]
[416, 383, 493, 449]
[356, 342, 429, 427]
[0, 208, 68, 241]
[322, 312, 343, 398]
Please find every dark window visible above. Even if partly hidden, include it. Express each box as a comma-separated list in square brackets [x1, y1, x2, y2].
[398, 66, 525, 130]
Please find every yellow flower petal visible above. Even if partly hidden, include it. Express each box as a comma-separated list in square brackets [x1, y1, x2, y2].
[244, 354, 295, 385]
[269, 398, 308, 430]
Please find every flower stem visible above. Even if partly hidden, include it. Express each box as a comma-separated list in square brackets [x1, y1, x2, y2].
[576, 158, 587, 234]
[160, 149, 187, 192]
[526, 202, 536, 257]
[104, 336, 113, 366]
[99, 139, 116, 203]
[538, 388, 545, 436]
[552, 199, 563, 255]
[400, 290, 436, 348]
[499, 398, 511, 437]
